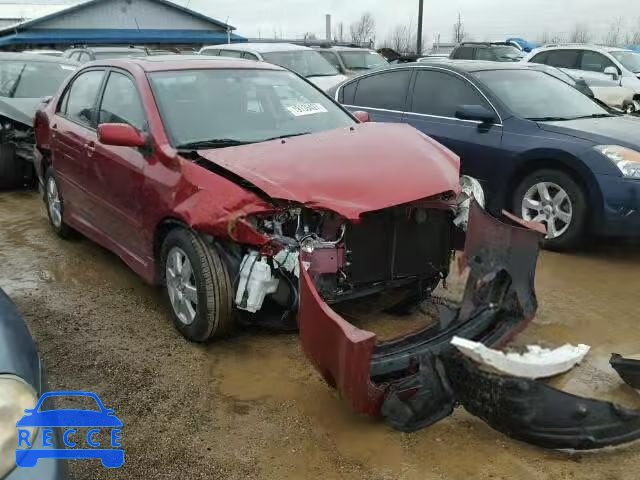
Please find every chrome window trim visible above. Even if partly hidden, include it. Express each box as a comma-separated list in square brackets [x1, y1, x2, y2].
[342, 104, 503, 127]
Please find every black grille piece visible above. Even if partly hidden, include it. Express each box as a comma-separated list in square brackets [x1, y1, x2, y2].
[344, 207, 452, 286]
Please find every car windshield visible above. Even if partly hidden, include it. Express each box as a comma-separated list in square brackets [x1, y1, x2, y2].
[93, 51, 148, 60]
[492, 46, 524, 62]
[475, 69, 610, 120]
[339, 51, 388, 70]
[148, 68, 355, 148]
[261, 50, 339, 77]
[609, 50, 640, 73]
[0, 60, 75, 98]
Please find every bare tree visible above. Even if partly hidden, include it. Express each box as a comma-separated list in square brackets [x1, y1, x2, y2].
[603, 17, 623, 46]
[350, 12, 376, 45]
[385, 22, 416, 53]
[452, 12, 465, 43]
[569, 23, 591, 43]
[632, 18, 640, 44]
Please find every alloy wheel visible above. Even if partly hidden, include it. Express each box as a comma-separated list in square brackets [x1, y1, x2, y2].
[521, 182, 573, 239]
[46, 177, 62, 228]
[166, 247, 198, 325]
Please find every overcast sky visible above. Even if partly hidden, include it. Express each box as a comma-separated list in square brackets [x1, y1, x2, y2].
[7, 0, 640, 45]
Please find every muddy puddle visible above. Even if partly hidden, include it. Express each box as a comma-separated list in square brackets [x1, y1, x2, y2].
[2, 191, 640, 479]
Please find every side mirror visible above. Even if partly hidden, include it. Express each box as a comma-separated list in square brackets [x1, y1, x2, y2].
[352, 110, 370, 123]
[455, 105, 497, 124]
[98, 123, 146, 148]
[604, 66, 620, 81]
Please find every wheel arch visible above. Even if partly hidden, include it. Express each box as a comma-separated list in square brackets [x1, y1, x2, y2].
[152, 217, 189, 284]
[504, 152, 604, 231]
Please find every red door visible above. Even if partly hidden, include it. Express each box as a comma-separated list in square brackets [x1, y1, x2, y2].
[89, 69, 150, 265]
[51, 69, 105, 223]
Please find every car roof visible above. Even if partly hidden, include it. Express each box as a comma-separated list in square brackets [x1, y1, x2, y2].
[205, 42, 313, 53]
[535, 44, 628, 53]
[316, 46, 375, 52]
[0, 51, 78, 65]
[69, 46, 147, 53]
[86, 55, 287, 72]
[383, 60, 534, 73]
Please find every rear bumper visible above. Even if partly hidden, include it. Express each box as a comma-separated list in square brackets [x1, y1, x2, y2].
[595, 174, 640, 236]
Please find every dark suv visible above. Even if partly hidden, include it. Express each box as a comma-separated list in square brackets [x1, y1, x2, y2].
[450, 42, 524, 62]
[63, 46, 148, 63]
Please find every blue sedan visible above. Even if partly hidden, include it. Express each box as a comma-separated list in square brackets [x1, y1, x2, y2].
[332, 61, 640, 249]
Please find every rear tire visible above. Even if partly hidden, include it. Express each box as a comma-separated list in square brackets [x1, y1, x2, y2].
[44, 167, 73, 238]
[513, 169, 587, 251]
[161, 229, 234, 342]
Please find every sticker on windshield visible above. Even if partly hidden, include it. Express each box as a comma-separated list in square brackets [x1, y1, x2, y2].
[287, 103, 328, 117]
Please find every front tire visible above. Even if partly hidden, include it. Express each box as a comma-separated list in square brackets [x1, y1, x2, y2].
[161, 229, 234, 342]
[513, 169, 587, 250]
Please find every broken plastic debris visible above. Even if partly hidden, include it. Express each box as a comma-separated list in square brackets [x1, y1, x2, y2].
[451, 337, 590, 379]
[610, 353, 640, 389]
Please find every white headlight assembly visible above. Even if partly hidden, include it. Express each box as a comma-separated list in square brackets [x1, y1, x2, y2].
[594, 145, 640, 179]
[0, 375, 38, 478]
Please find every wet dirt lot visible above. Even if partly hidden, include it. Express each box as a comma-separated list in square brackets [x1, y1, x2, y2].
[2, 191, 640, 480]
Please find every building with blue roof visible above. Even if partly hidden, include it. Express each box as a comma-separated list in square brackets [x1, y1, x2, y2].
[0, 0, 246, 49]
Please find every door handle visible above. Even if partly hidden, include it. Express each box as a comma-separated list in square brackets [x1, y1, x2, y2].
[85, 141, 96, 156]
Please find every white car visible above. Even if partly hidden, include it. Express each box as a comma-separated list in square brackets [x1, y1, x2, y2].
[198, 43, 347, 91]
[523, 44, 640, 96]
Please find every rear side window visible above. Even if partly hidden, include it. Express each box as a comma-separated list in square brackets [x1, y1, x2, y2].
[410, 70, 491, 118]
[353, 70, 411, 111]
[98, 72, 146, 131]
[219, 50, 244, 58]
[545, 50, 580, 69]
[452, 47, 474, 60]
[61, 70, 104, 127]
[243, 52, 258, 61]
[200, 49, 219, 56]
[341, 80, 357, 104]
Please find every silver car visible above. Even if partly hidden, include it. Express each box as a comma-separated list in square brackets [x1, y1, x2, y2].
[523, 44, 640, 98]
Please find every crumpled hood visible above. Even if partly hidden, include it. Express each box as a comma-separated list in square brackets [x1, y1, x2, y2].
[193, 123, 460, 220]
[538, 115, 640, 148]
[0, 96, 42, 126]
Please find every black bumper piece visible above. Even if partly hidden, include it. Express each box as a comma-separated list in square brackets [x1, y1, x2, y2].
[610, 353, 640, 390]
[446, 357, 640, 450]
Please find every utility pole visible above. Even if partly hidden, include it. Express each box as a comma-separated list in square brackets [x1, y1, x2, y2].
[417, 0, 424, 54]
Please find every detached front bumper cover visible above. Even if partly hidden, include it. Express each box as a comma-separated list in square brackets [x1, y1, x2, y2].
[297, 203, 640, 450]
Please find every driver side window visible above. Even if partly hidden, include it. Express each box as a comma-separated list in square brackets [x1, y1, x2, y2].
[580, 51, 616, 73]
[98, 71, 146, 132]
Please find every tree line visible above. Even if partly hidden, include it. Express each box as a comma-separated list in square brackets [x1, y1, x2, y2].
[338, 12, 640, 55]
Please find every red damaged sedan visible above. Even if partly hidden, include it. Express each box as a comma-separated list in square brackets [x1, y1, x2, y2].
[34, 57, 640, 450]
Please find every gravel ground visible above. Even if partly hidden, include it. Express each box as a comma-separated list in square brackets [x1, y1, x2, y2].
[2, 191, 640, 479]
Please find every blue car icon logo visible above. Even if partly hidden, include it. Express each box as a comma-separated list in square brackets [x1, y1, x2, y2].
[15, 391, 124, 468]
